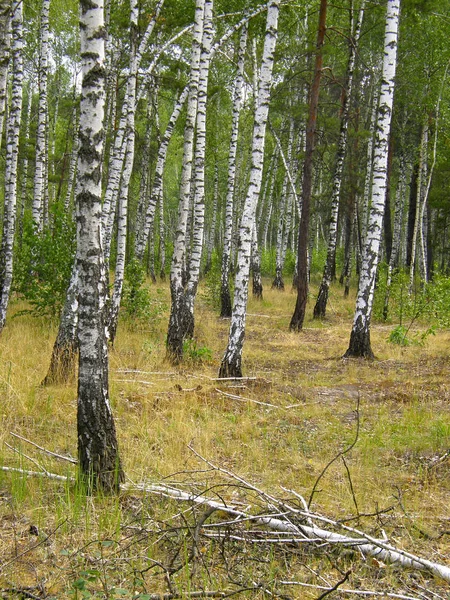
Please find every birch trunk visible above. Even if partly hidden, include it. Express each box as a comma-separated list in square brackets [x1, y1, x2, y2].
[204, 157, 219, 274]
[64, 104, 80, 213]
[220, 24, 247, 318]
[0, 0, 23, 333]
[135, 86, 189, 261]
[18, 84, 31, 245]
[0, 0, 11, 148]
[290, 0, 327, 331]
[32, 0, 49, 232]
[408, 120, 427, 293]
[166, 0, 205, 361]
[184, 0, 214, 339]
[107, 0, 139, 344]
[313, 0, 364, 319]
[76, 0, 123, 492]
[251, 223, 263, 299]
[219, 0, 280, 378]
[344, 0, 400, 359]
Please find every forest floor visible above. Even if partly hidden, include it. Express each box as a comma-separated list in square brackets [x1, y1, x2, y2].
[0, 277, 449, 599]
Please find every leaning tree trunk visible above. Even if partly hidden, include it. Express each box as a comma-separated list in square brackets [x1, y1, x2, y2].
[219, 0, 280, 378]
[313, 0, 364, 319]
[344, 0, 400, 359]
[220, 24, 247, 318]
[290, 0, 327, 331]
[32, 0, 49, 233]
[107, 0, 139, 344]
[166, 0, 205, 361]
[0, 0, 11, 148]
[184, 0, 214, 340]
[0, 0, 23, 333]
[76, 0, 123, 493]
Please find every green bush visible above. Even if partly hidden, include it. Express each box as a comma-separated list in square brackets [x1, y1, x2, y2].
[122, 258, 166, 328]
[14, 205, 76, 319]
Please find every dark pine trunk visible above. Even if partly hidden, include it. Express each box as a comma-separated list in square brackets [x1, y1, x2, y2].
[290, 0, 327, 331]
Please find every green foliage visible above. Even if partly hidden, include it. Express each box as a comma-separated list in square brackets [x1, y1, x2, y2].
[13, 205, 76, 319]
[182, 338, 213, 364]
[122, 258, 166, 328]
[202, 249, 225, 310]
[388, 324, 436, 347]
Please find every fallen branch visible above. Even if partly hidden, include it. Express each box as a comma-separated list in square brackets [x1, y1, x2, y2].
[215, 389, 279, 409]
[9, 432, 77, 464]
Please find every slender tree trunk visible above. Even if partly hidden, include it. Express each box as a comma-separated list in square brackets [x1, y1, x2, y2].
[32, 0, 49, 232]
[18, 83, 31, 246]
[64, 103, 80, 213]
[42, 260, 78, 385]
[251, 223, 263, 299]
[344, 0, 400, 359]
[219, 0, 280, 377]
[313, 0, 364, 319]
[0, 0, 23, 333]
[77, 0, 123, 493]
[220, 24, 247, 318]
[166, 0, 206, 361]
[290, 0, 327, 331]
[408, 120, 427, 293]
[0, 0, 11, 148]
[205, 156, 219, 274]
[108, 0, 139, 344]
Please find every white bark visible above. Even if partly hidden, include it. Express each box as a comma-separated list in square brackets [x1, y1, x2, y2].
[0, 0, 11, 148]
[166, 0, 206, 360]
[345, 0, 400, 358]
[220, 23, 247, 317]
[408, 120, 427, 293]
[76, 0, 122, 492]
[219, 0, 280, 377]
[0, 0, 23, 333]
[32, 0, 49, 232]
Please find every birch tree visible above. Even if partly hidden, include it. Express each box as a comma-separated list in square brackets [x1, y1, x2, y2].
[219, 0, 280, 378]
[0, 0, 11, 147]
[76, 0, 123, 492]
[32, 0, 50, 232]
[0, 0, 23, 333]
[220, 24, 247, 318]
[344, 0, 401, 359]
[166, 0, 206, 361]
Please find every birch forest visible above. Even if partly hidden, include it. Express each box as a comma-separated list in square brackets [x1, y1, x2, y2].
[0, 0, 450, 597]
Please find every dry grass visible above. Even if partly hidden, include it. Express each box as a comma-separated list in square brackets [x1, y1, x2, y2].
[0, 279, 449, 598]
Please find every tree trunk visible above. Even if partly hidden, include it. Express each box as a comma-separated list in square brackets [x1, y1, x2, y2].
[219, 0, 280, 377]
[251, 223, 263, 299]
[408, 120, 427, 293]
[32, 0, 49, 232]
[0, 0, 23, 333]
[77, 0, 123, 493]
[166, 0, 206, 361]
[344, 0, 400, 359]
[220, 24, 247, 318]
[42, 260, 78, 385]
[0, 0, 11, 148]
[313, 0, 364, 319]
[290, 0, 327, 331]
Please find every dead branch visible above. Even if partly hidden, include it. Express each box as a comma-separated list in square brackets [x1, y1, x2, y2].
[9, 432, 77, 464]
[215, 389, 279, 409]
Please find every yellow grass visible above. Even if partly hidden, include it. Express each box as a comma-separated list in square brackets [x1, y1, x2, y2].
[0, 279, 449, 598]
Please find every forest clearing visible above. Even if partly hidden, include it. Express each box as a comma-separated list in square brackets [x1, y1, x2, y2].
[0, 275, 449, 598]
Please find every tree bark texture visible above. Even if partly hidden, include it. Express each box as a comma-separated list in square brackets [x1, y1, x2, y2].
[290, 0, 327, 331]
[166, 0, 205, 361]
[220, 24, 247, 318]
[0, 0, 11, 148]
[219, 0, 280, 377]
[32, 0, 49, 232]
[77, 0, 123, 493]
[0, 0, 23, 333]
[344, 0, 400, 359]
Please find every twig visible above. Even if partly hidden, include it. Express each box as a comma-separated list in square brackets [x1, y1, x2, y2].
[113, 379, 155, 386]
[279, 581, 421, 600]
[0, 466, 72, 482]
[308, 396, 360, 508]
[215, 389, 279, 409]
[9, 432, 77, 464]
[5, 442, 49, 475]
[316, 570, 351, 599]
